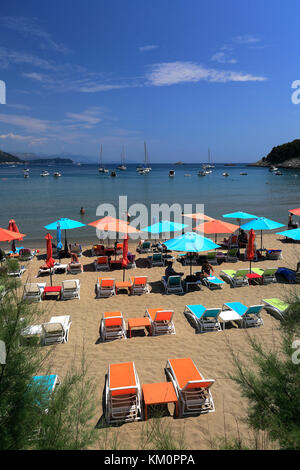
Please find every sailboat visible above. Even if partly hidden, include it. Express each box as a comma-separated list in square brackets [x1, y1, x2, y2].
[117, 146, 127, 170]
[202, 148, 214, 173]
[98, 144, 109, 173]
[137, 142, 151, 174]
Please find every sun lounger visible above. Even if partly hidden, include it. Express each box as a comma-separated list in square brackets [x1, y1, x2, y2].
[145, 308, 175, 336]
[100, 311, 127, 341]
[165, 358, 215, 417]
[161, 275, 184, 294]
[148, 252, 164, 267]
[137, 241, 151, 253]
[201, 276, 225, 290]
[177, 253, 199, 266]
[220, 269, 249, 287]
[23, 283, 46, 302]
[251, 267, 277, 284]
[129, 276, 150, 295]
[266, 249, 282, 260]
[19, 248, 37, 261]
[184, 305, 222, 333]
[42, 315, 72, 345]
[115, 242, 123, 255]
[96, 277, 116, 298]
[7, 265, 26, 277]
[67, 261, 83, 274]
[31, 374, 60, 410]
[61, 279, 80, 300]
[226, 248, 239, 262]
[222, 234, 238, 249]
[206, 252, 218, 265]
[223, 302, 264, 328]
[105, 361, 142, 424]
[262, 298, 290, 321]
[94, 256, 110, 271]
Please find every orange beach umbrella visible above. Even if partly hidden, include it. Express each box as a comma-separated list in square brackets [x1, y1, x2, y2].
[88, 216, 141, 235]
[289, 208, 300, 216]
[0, 227, 26, 242]
[183, 213, 215, 222]
[194, 219, 239, 243]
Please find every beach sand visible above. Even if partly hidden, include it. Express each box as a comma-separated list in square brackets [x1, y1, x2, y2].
[16, 233, 299, 450]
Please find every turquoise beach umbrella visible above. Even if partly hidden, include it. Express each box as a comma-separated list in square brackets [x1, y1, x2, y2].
[222, 211, 257, 226]
[240, 217, 285, 250]
[164, 231, 220, 274]
[141, 220, 188, 234]
[45, 218, 86, 251]
[276, 228, 300, 241]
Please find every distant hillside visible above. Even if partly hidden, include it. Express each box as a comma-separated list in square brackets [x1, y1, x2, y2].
[0, 150, 24, 163]
[254, 139, 300, 168]
[29, 157, 73, 164]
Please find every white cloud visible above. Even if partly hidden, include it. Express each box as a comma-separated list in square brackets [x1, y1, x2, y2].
[146, 61, 266, 86]
[211, 52, 237, 64]
[65, 107, 103, 127]
[0, 113, 50, 132]
[139, 45, 159, 52]
[0, 132, 47, 145]
[2, 16, 69, 54]
[234, 35, 261, 44]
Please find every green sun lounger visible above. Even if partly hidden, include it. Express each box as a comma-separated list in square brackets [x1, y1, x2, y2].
[251, 268, 278, 284]
[262, 298, 290, 321]
[220, 269, 249, 287]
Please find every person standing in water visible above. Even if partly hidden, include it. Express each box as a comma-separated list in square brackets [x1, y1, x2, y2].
[80, 207, 85, 215]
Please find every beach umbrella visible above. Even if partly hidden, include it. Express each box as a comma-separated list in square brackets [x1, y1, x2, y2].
[222, 211, 257, 226]
[240, 217, 285, 250]
[194, 219, 239, 243]
[289, 208, 300, 216]
[184, 213, 215, 222]
[7, 219, 23, 253]
[247, 229, 256, 273]
[164, 231, 220, 275]
[45, 233, 55, 286]
[276, 228, 300, 241]
[0, 228, 26, 243]
[122, 235, 129, 281]
[141, 220, 188, 235]
[56, 223, 63, 251]
[44, 218, 86, 251]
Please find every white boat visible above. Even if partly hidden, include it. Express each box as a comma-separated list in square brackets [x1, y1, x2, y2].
[240, 172, 248, 175]
[98, 144, 109, 173]
[275, 171, 283, 175]
[137, 142, 152, 173]
[203, 148, 215, 169]
[269, 165, 278, 172]
[223, 172, 229, 177]
[24, 172, 29, 178]
[169, 169, 175, 177]
[110, 170, 117, 177]
[117, 146, 127, 170]
[198, 170, 207, 176]
[54, 172, 61, 177]
[40, 170, 50, 177]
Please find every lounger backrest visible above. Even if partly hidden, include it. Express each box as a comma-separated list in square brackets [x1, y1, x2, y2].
[133, 276, 147, 286]
[246, 305, 263, 315]
[235, 270, 248, 277]
[228, 248, 238, 255]
[25, 283, 40, 294]
[104, 312, 123, 327]
[231, 235, 237, 243]
[263, 268, 277, 276]
[203, 308, 221, 319]
[100, 279, 115, 288]
[97, 256, 108, 264]
[42, 322, 63, 334]
[153, 253, 162, 260]
[154, 310, 173, 322]
[168, 276, 181, 286]
[62, 280, 77, 290]
[109, 362, 138, 396]
[182, 379, 215, 391]
[116, 243, 123, 249]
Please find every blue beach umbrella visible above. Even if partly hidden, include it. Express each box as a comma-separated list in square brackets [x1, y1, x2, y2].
[164, 231, 220, 274]
[45, 218, 86, 251]
[141, 220, 188, 235]
[56, 223, 63, 251]
[240, 217, 285, 250]
[222, 211, 257, 226]
[276, 228, 300, 241]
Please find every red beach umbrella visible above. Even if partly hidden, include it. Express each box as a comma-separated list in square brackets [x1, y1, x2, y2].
[45, 233, 55, 286]
[7, 219, 23, 252]
[0, 228, 25, 242]
[247, 229, 256, 273]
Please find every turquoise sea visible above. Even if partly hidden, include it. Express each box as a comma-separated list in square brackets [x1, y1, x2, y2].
[0, 163, 299, 247]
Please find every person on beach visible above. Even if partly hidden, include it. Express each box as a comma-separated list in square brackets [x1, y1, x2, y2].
[198, 261, 214, 280]
[238, 229, 248, 247]
[80, 207, 85, 215]
[164, 261, 183, 280]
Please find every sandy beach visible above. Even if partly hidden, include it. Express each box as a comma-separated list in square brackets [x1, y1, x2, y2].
[15, 233, 299, 450]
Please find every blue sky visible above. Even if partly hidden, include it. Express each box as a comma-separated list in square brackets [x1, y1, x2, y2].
[0, 0, 299, 163]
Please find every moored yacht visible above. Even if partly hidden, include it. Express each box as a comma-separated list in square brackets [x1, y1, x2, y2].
[169, 169, 175, 177]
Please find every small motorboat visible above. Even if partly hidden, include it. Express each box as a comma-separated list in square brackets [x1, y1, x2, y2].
[169, 169, 175, 177]
[40, 170, 50, 177]
[275, 171, 283, 175]
[24, 172, 29, 178]
[269, 166, 278, 172]
[198, 171, 206, 176]
[223, 172, 229, 177]
[110, 171, 117, 177]
[240, 172, 248, 175]
[54, 172, 61, 177]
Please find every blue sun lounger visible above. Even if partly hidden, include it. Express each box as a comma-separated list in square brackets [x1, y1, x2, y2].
[201, 276, 225, 290]
[184, 304, 222, 333]
[31, 374, 60, 410]
[223, 302, 264, 328]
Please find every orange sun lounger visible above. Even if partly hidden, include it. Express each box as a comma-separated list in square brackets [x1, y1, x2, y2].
[130, 276, 149, 295]
[145, 308, 175, 336]
[96, 277, 116, 298]
[165, 358, 215, 417]
[105, 361, 142, 424]
[100, 311, 126, 341]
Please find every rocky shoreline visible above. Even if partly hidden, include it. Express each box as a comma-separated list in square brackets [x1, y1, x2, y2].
[250, 158, 300, 168]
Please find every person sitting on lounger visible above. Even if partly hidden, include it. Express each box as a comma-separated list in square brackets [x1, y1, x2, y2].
[198, 261, 214, 280]
[165, 261, 183, 280]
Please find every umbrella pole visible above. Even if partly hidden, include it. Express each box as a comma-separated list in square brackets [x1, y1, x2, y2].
[261, 230, 263, 251]
[50, 268, 53, 286]
[123, 268, 125, 282]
